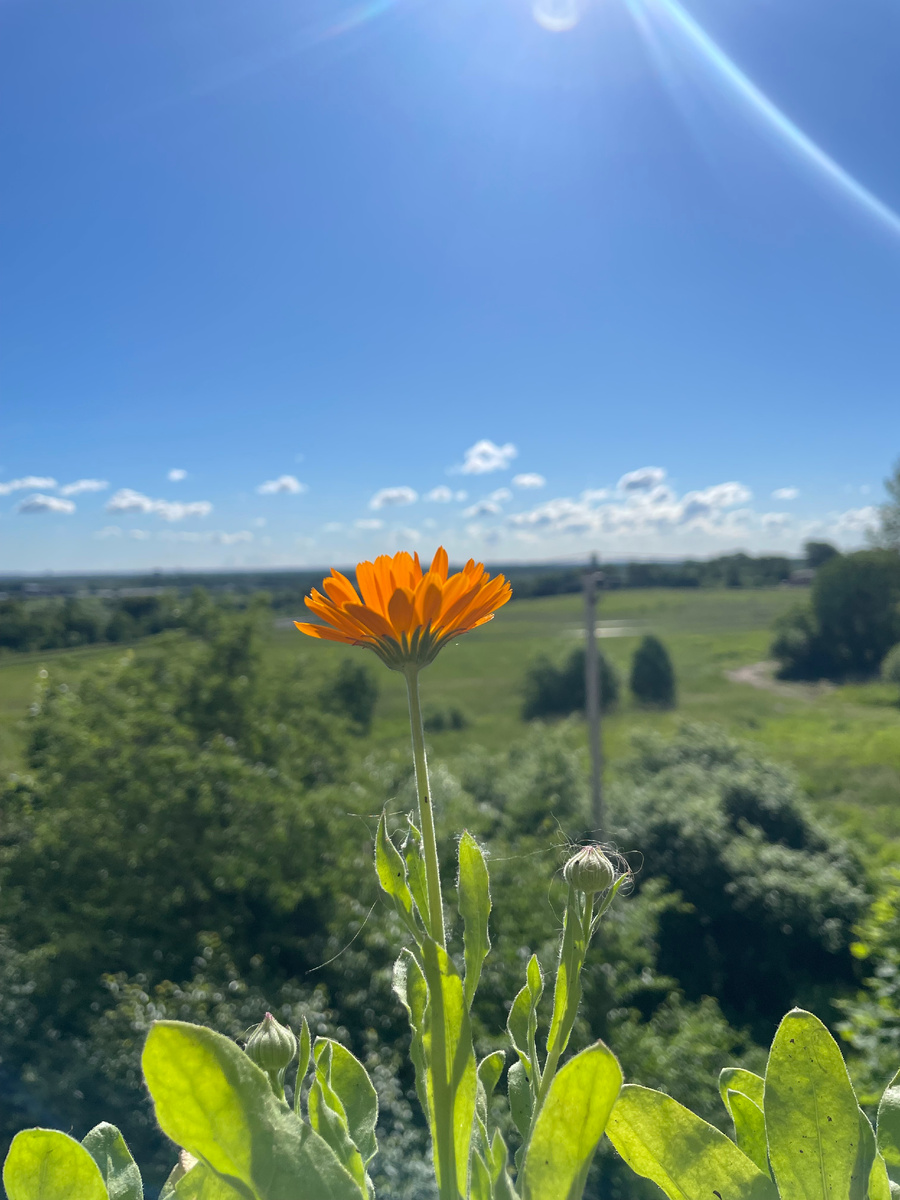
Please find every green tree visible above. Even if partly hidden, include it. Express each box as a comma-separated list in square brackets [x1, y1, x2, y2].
[629, 636, 676, 708]
[522, 647, 618, 720]
[772, 550, 900, 679]
[804, 540, 840, 569]
[874, 456, 900, 550]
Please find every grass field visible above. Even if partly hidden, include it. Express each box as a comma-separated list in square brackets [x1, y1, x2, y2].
[3, 588, 899, 852]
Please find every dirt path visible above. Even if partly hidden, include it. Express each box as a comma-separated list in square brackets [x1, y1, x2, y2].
[725, 660, 835, 700]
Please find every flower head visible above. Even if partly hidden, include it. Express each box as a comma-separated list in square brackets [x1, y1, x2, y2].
[295, 547, 511, 670]
[563, 844, 617, 896]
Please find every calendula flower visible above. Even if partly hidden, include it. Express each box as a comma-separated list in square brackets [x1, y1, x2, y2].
[295, 547, 511, 670]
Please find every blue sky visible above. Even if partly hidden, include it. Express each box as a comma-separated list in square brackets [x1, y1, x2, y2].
[1, 0, 898, 572]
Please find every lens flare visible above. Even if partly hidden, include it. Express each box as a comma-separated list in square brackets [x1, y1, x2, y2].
[533, 0, 584, 33]
[627, 0, 900, 240]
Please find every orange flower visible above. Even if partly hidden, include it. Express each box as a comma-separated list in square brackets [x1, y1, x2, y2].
[295, 547, 512, 670]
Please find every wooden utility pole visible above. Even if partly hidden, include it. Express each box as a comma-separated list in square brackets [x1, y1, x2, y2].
[583, 558, 604, 836]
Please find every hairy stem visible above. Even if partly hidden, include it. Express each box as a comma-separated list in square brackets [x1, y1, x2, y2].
[404, 667, 446, 948]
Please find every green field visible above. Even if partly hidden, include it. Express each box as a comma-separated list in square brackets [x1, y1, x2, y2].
[3, 587, 899, 852]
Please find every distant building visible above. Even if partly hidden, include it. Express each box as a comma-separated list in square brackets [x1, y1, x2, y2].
[788, 568, 816, 587]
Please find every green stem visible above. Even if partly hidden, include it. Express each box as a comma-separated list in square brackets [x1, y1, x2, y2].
[404, 667, 446, 948]
[405, 668, 457, 1199]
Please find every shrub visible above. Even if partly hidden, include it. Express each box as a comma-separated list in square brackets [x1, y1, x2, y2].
[882, 642, 900, 687]
[772, 550, 900, 680]
[629, 635, 676, 708]
[522, 647, 619, 720]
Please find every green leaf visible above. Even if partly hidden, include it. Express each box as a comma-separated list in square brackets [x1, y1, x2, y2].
[508, 955, 542, 1082]
[522, 1040, 622, 1200]
[478, 1051, 506, 1103]
[725, 1092, 769, 1175]
[295, 1016, 311, 1117]
[420, 940, 478, 1199]
[82, 1124, 142, 1200]
[508, 1060, 532, 1140]
[375, 814, 418, 937]
[142, 1020, 365, 1200]
[314, 1038, 379, 1165]
[607, 1085, 777, 1200]
[393, 949, 429, 1119]
[488, 1130, 519, 1200]
[471, 1153, 493, 1200]
[402, 820, 431, 935]
[870, 1153, 893, 1200]
[854, 1108, 878, 1200]
[170, 1162, 247, 1199]
[719, 1068, 765, 1114]
[3, 1129, 109, 1200]
[458, 831, 491, 1009]
[308, 1075, 369, 1195]
[546, 888, 588, 1061]
[764, 1009, 864, 1200]
[878, 1069, 900, 1186]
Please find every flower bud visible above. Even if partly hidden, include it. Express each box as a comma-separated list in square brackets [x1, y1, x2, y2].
[563, 845, 616, 896]
[244, 1013, 298, 1084]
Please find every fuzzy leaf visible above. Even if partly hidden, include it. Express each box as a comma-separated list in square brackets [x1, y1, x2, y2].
[719, 1068, 765, 1114]
[82, 1124, 142, 1200]
[458, 832, 491, 1009]
[764, 1009, 864, 1200]
[375, 814, 418, 936]
[608, 1085, 777, 1200]
[508, 1060, 532, 1140]
[143, 1020, 364, 1200]
[314, 1038, 379, 1165]
[878, 1069, 900, 1186]
[3, 1130, 108, 1200]
[522, 1041, 622, 1200]
[725, 1092, 769, 1175]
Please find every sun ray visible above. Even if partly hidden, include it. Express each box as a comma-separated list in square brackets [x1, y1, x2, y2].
[626, 0, 900, 240]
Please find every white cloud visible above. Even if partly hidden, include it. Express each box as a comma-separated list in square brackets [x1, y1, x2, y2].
[129, 529, 151, 540]
[761, 512, 792, 530]
[425, 485, 468, 503]
[771, 487, 799, 501]
[460, 440, 517, 475]
[60, 478, 109, 496]
[828, 506, 879, 536]
[94, 525, 122, 539]
[488, 487, 512, 504]
[369, 486, 418, 510]
[355, 518, 384, 530]
[257, 475, 307, 495]
[464, 500, 502, 518]
[581, 488, 609, 503]
[617, 466, 666, 492]
[0, 476, 58, 495]
[161, 529, 254, 545]
[679, 482, 752, 524]
[168, 468, 188, 482]
[251, 517, 267, 528]
[513, 473, 546, 489]
[106, 488, 213, 521]
[323, 521, 343, 532]
[15, 493, 76, 515]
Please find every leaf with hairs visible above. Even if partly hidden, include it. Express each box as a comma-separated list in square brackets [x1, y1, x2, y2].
[608, 1085, 777, 1200]
[764, 1009, 864, 1200]
[878, 1069, 900, 1186]
[458, 832, 491, 1009]
[522, 1041, 622, 1200]
[82, 1124, 142, 1200]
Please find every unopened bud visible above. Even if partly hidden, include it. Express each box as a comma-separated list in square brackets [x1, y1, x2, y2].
[245, 1013, 297, 1085]
[563, 845, 616, 896]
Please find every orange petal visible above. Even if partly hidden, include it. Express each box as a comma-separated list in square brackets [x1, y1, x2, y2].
[344, 603, 396, 641]
[323, 571, 361, 608]
[415, 575, 443, 627]
[294, 622, 358, 644]
[388, 587, 416, 635]
[430, 546, 449, 582]
[356, 560, 388, 615]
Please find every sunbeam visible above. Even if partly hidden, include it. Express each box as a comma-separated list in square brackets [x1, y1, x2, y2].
[626, 0, 900, 240]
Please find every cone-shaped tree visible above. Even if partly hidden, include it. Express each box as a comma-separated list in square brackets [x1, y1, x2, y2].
[630, 635, 676, 708]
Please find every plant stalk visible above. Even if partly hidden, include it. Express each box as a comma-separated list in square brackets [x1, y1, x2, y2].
[404, 667, 446, 948]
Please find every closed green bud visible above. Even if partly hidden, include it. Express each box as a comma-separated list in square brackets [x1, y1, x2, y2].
[244, 1013, 297, 1096]
[563, 845, 616, 896]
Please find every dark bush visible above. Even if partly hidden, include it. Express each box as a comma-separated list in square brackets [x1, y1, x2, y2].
[772, 550, 900, 680]
[522, 646, 618, 720]
[630, 635, 676, 708]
